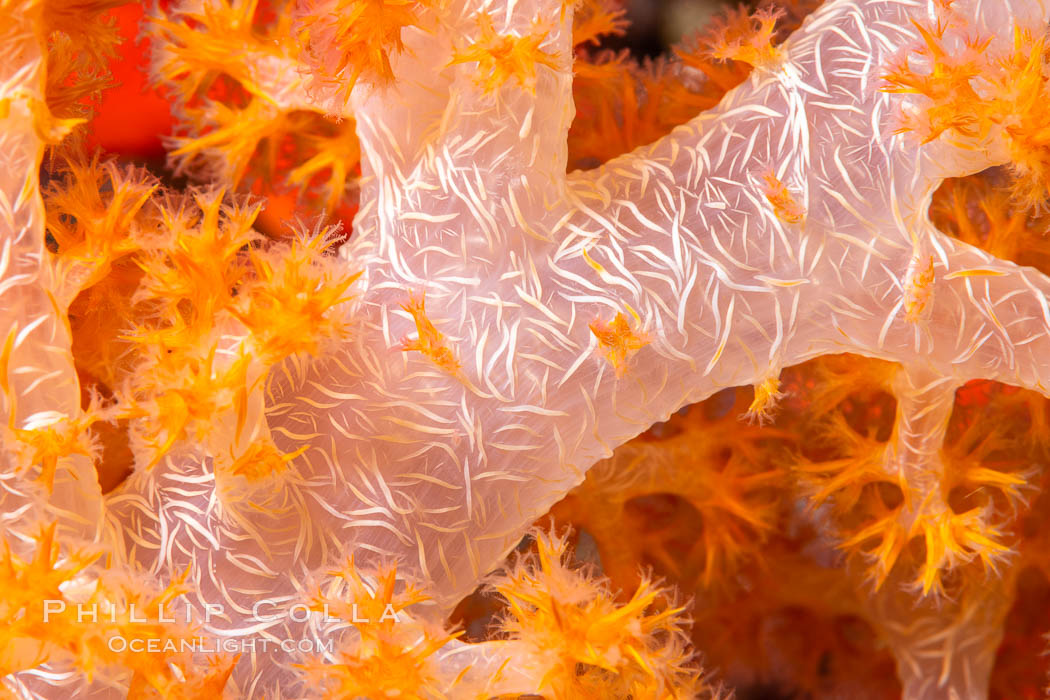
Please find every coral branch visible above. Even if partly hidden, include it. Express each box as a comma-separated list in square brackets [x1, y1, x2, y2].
[108, 9, 1050, 694]
[8, 0, 1050, 695]
[0, 0, 102, 536]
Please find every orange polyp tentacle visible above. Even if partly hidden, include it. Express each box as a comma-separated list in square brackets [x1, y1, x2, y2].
[746, 373, 783, 424]
[761, 170, 805, 224]
[883, 13, 1050, 208]
[569, 0, 626, 47]
[589, 311, 648, 377]
[706, 5, 784, 69]
[399, 293, 461, 374]
[297, 0, 438, 98]
[449, 12, 561, 96]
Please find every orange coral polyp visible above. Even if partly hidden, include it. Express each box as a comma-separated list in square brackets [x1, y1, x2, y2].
[450, 13, 561, 95]
[0, 524, 234, 694]
[12, 418, 98, 493]
[297, 0, 435, 95]
[761, 170, 805, 224]
[400, 293, 461, 374]
[706, 5, 784, 69]
[882, 9, 1050, 207]
[589, 311, 648, 377]
[568, 0, 626, 47]
[232, 228, 358, 362]
[492, 530, 705, 697]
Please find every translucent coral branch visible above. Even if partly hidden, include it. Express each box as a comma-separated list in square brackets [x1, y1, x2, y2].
[0, 1, 101, 530]
[870, 572, 1014, 700]
[95, 0, 1050, 695]
[864, 365, 965, 593]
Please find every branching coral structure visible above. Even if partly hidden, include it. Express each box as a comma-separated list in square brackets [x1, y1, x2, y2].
[5, 0, 1050, 697]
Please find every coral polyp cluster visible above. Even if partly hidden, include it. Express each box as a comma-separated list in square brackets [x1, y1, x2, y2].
[5, 0, 1050, 697]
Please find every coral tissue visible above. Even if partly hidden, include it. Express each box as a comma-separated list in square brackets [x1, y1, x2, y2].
[3, 0, 1050, 697]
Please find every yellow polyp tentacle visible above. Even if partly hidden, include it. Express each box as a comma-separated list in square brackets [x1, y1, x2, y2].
[580, 246, 607, 277]
[621, 302, 641, 327]
[222, 437, 308, 482]
[400, 292, 461, 375]
[746, 372, 782, 424]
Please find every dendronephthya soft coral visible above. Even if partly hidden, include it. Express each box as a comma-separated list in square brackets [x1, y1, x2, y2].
[5, 0, 1050, 697]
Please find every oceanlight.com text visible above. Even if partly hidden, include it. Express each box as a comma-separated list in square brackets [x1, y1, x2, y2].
[107, 637, 336, 654]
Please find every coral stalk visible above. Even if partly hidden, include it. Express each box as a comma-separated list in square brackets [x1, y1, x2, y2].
[0, 0, 101, 533]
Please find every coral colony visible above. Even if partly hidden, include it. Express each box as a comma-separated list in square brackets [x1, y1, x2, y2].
[4, 0, 1050, 696]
